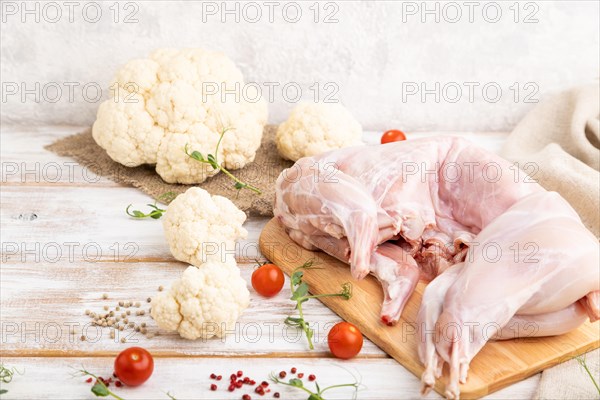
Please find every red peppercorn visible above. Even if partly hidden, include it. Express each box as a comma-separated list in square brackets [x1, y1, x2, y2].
[255, 386, 265, 394]
[236, 381, 243, 388]
[308, 374, 316, 381]
[210, 373, 217, 379]
[261, 381, 269, 387]
[278, 371, 286, 378]
[112, 372, 117, 378]
[243, 377, 250, 383]
[231, 373, 237, 381]
[242, 395, 252, 400]
[291, 367, 297, 374]
[273, 393, 280, 398]
[115, 381, 122, 388]
[210, 384, 217, 391]
[249, 380, 256, 385]
[228, 384, 236, 392]
[237, 370, 243, 377]
[216, 375, 222, 381]
[297, 373, 304, 378]
[85, 377, 92, 383]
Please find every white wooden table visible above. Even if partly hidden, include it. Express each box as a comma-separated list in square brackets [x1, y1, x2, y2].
[0, 126, 540, 399]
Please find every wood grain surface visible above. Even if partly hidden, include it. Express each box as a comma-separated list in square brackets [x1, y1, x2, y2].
[0, 126, 553, 399]
[259, 218, 600, 399]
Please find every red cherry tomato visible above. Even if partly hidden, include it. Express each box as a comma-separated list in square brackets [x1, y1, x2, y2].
[251, 263, 285, 297]
[114, 347, 154, 386]
[381, 129, 406, 144]
[328, 322, 363, 359]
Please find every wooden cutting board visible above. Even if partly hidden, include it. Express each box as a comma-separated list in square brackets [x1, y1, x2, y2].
[259, 218, 600, 399]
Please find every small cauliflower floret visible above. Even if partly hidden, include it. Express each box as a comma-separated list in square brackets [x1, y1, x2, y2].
[162, 187, 248, 266]
[92, 48, 268, 183]
[276, 102, 363, 162]
[151, 261, 250, 340]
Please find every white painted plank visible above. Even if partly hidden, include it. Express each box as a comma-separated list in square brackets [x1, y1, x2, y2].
[0, 261, 384, 356]
[1, 125, 116, 186]
[0, 357, 539, 400]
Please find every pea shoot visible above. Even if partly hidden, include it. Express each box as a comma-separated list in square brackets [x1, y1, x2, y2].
[285, 260, 352, 350]
[577, 356, 600, 395]
[75, 369, 124, 400]
[185, 127, 261, 195]
[0, 364, 23, 395]
[125, 192, 176, 220]
[269, 369, 362, 400]
[125, 203, 166, 219]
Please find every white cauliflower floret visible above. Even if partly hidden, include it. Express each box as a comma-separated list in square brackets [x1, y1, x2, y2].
[92, 91, 165, 166]
[162, 187, 247, 266]
[92, 48, 268, 183]
[276, 102, 363, 161]
[151, 260, 250, 340]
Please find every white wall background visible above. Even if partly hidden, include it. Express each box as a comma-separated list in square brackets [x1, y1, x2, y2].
[1, 0, 598, 131]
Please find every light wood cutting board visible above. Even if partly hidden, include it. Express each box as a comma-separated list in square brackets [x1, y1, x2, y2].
[259, 218, 600, 399]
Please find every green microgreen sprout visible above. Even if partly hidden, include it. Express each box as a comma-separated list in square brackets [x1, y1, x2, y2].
[125, 202, 166, 219]
[577, 355, 600, 395]
[285, 260, 352, 350]
[185, 127, 261, 195]
[74, 369, 124, 400]
[0, 364, 23, 395]
[269, 367, 362, 400]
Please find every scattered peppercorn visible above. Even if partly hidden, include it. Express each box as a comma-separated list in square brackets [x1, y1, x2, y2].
[243, 395, 252, 400]
[261, 381, 269, 387]
[210, 384, 217, 391]
[291, 367, 297, 374]
[308, 374, 316, 381]
[228, 384, 235, 392]
[85, 377, 92, 383]
[278, 371, 286, 378]
[297, 373, 304, 378]
[273, 393, 280, 398]
[237, 370, 243, 377]
[115, 381, 122, 387]
[210, 373, 217, 379]
[216, 375, 222, 381]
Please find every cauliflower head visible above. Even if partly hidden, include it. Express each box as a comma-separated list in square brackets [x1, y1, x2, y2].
[92, 48, 268, 183]
[163, 187, 247, 266]
[151, 260, 250, 339]
[275, 102, 363, 161]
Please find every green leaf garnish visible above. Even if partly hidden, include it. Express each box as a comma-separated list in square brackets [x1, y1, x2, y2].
[126, 203, 166, 220]
[185, 127, 261, 195]
[285, 259, 352, 350]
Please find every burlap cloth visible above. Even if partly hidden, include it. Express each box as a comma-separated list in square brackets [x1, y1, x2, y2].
[501, 84, 600, 399]
[45, 125, 292, 216]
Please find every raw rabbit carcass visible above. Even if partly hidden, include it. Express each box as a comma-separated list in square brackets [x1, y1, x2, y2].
[273, 136, 600, 399]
